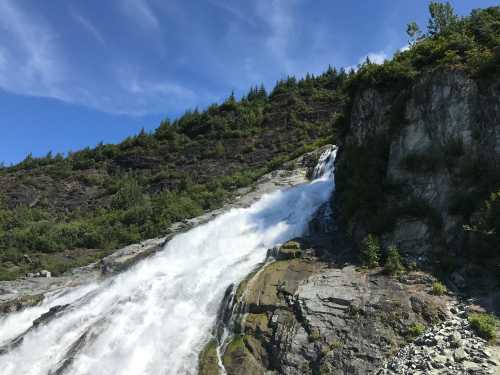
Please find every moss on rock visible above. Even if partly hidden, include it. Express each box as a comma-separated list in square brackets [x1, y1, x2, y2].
[222, 335, 266, 375]
[198, 339, 220, 375]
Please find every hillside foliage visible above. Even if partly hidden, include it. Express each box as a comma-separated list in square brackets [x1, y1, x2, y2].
[0, 70, 345, 279]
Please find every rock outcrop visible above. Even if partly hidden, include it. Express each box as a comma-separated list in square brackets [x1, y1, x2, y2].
[200, 231, 455, 374]
[335, 69, 500, 283]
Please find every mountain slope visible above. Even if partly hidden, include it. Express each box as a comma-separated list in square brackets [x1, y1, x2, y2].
[0, 73, 344, 279]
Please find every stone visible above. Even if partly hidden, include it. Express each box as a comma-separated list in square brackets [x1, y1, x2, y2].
[453, 348, 467, 362]
[448, 332, 462, 348]
[40, 270, 51, 278]
[198, 339, 220, 375]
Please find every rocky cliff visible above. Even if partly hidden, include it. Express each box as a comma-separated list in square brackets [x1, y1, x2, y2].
[336, 69, 500, 293]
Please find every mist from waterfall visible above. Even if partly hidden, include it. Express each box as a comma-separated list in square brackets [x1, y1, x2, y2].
[0, 146, 337, 375]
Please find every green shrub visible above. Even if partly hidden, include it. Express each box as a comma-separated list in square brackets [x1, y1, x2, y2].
[407, 322, 426, 338]
[431, 281, 447, 295]
[469, 313, 497, 340]
[111, 179, 145, 210]
[384, 245, 405, 275]
[360, 234, 380, 268]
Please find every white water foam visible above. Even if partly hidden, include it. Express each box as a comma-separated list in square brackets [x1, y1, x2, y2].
[0, 146, 337, 375]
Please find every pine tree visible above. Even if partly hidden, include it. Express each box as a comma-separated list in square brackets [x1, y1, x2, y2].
[360, 234, 380, 268]
[384, 245, 405, 275]
[428, 1, 458, 36]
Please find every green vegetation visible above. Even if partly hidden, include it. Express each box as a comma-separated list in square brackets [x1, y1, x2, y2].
[384, 245, 405, 276]
[431, 281, 447, 295]
[468, 313, 497, 340]
[198, 339, 220, 375]
[348, 2, 500, 94]
[464, 189, 500, 257]
[0, 70, 345, 279]
[407, 322, 426, 339]
[360, 234, 381, 268]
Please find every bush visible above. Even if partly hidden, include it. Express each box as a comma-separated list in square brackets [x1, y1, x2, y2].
[111, 179, 145, 210]
[407, 322, 426, 338]
[431, 281, 447, 295]
[384, 245, 405, 275]
[360, 234, 380, 268]
[469, 313, 497, 340]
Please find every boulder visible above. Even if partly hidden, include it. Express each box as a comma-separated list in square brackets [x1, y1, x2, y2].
[275, 241, 302, 260]
[40, 270, 51, 278]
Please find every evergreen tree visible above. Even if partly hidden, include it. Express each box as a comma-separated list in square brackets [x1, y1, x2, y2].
[360, 234, 380, 268]
[111, 179, 145, 210]
[384, 245, 405, 275]
[428, 1, 458, 36]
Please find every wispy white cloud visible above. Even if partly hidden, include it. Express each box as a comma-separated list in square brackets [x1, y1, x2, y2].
[257, 0, 295, 73]
[0, 0, 66, 99]
[121, 0, 159, 30]
[71, 11, 105, 46]
[0, 1, 194, 115]
[206, 0, 257, 27]
[399, 44, 411, 52]
[364, 51, 388, 64]
[346, 50, 388, 71]
[127, 79, 195, 99]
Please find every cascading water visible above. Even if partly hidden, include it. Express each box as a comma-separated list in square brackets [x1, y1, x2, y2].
[0, 146, 338, 375]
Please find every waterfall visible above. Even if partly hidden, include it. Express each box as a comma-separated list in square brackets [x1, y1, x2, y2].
[0, 146, 337, 375]
[312, 145, 337, 180]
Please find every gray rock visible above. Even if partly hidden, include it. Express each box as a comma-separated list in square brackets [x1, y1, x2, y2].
[454, 347, 467, 362]
[40, 270, 51, 278]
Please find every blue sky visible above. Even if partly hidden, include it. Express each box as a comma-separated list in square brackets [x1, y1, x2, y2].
[0, 0, 497, 165]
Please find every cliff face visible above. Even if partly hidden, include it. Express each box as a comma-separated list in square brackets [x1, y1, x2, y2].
[336, 70, 500, 276]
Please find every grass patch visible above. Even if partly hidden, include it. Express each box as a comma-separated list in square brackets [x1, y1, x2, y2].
[469, 313, 497, 340]
[431, 281, 447, 295]
[407, 322, 426, 339]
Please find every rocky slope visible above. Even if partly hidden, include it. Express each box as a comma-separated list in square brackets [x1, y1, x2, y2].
[380, 302, 497, 374]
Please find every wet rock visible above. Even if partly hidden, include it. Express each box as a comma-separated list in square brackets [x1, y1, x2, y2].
[33, 304, 69, 327]
[198, 339, 220, 375]
[40, 270, 52, 278]
[0, 294, 44, 314]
